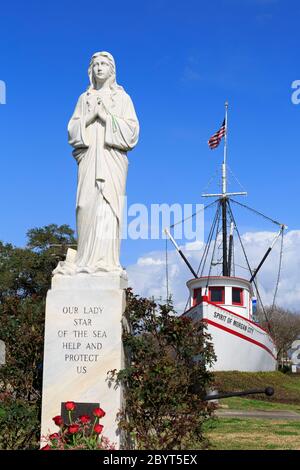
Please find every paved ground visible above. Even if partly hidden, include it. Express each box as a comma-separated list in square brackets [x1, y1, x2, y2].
[216, 409, 300, 420]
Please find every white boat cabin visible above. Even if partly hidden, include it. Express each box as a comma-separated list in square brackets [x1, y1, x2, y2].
[187, 276, 254, 321]
[184, 276, 276, 371]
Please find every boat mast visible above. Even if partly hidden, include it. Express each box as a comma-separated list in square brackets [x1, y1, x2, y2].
[203, 101, 247, 277]
[222, 101, 228, 196]
[222, 102, 229, 276]
[228, 221, 234, 276]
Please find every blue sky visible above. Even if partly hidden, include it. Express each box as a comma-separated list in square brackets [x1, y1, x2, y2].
[0, 0, 299, 270]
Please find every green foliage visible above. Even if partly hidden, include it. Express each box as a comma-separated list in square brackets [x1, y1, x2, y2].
[258, 305, 300, 363]
[0, 297, 45, 401]
[278, 364, 292, 374]
[110, 289, 216, 450]
[0, 398, 40, 450]
[0, 224, 76, 450]
[0, 224, 76, 300]
[27, 224, 76, 253]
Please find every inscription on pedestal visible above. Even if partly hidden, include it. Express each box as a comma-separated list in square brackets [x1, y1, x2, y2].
[41, 281, 126, 448]
[57, 305, 108, 375]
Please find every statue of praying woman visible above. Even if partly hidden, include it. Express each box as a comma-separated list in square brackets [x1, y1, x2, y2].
[54, 52, 139, 276]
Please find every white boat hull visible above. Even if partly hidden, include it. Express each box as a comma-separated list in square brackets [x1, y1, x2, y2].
[185, 300, 277, 372]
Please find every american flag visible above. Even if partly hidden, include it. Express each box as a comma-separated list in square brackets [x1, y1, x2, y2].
[208, 119, 226, 149]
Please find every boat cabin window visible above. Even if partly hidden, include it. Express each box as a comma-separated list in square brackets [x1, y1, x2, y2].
[209, 287, 224, 303]
[193, 288, 202, 306]
[232, 287, 243, 306]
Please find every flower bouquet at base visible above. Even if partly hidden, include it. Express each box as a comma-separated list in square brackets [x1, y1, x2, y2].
[41, 401, 116, 450]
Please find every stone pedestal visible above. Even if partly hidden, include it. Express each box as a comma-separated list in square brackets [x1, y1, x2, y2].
[40, 272, 127, 448]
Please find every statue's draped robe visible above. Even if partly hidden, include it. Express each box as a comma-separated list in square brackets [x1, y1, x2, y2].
[56, 87, 139, 274]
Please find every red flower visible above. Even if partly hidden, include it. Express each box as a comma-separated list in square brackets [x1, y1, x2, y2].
[40, 444, 51, 450]
[93, 407, 106, 418]
[65, 401, 76, 411]
[79, 415, 91, 424]
[68, 424, 79, 434]
[94, 424, 104, 434]
[49, 433, 59, 440]
[53, 415, 63, 426]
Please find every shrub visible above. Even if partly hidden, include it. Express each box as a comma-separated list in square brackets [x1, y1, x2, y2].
[0, 397, 40, 450]
[278, 364, 291, 374]
[109, 289, 216, 450]
[0, 224, 76, 449]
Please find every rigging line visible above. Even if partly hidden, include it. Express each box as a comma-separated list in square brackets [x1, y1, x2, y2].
[184, 294, 190, 313]
[170, 199, 218, 228]
[197, 207, 218, 277]
[201, 167, 220, 194]
[230, 198, 283, 227]
[202, 203, 222, 278]
[165, 237, 169, 304]
[206, 201, 222, 291]
[253, 281, 271, 333]
[226, 209, 236, 276]
[271, 227, 284, 311]
[234, 263, 251, 271]
[227, 200, 254, 281]
[197, 202, 221, 277]
[227, 201, 271, 330]
[232, 238, 235, 276]
[227, 164, 247, 193]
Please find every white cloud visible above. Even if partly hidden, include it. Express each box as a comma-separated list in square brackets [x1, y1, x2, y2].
[181, 56, 202, 82]
[182, 66, 201, 82]
[185, 240, 204, 251]
[127, 230, 300, 314]
[137, 257, 164, 266]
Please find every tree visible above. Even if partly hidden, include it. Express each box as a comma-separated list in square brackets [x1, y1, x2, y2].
[27, 224, 76, 253]
[109, 289, 216, 450]
[0, 224, 76, 449]
[259, 306, 300, 366]
[0, 224, 76, 300]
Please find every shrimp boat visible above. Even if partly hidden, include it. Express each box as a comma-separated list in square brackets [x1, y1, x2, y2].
[165, 102, 285, 371]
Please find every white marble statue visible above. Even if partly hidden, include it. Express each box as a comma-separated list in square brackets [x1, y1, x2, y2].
[54, 52, 139, 275]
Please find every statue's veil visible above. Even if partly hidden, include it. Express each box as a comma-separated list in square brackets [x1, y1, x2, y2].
[88, 51, 123, 92]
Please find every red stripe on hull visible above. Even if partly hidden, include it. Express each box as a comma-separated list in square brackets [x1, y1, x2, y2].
[184, 299, 270, 335]
[205, 300, 270, 333]
[204, 318, 276, 360]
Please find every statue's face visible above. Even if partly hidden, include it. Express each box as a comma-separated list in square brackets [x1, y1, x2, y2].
[92, 56, 111, 84]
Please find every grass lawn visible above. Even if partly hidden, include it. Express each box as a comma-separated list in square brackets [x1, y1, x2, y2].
[203, 417, 300, 450]
[220, 396, 300, 412]
[203, 371, 300, 450]
[213, 371, 300, 405]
